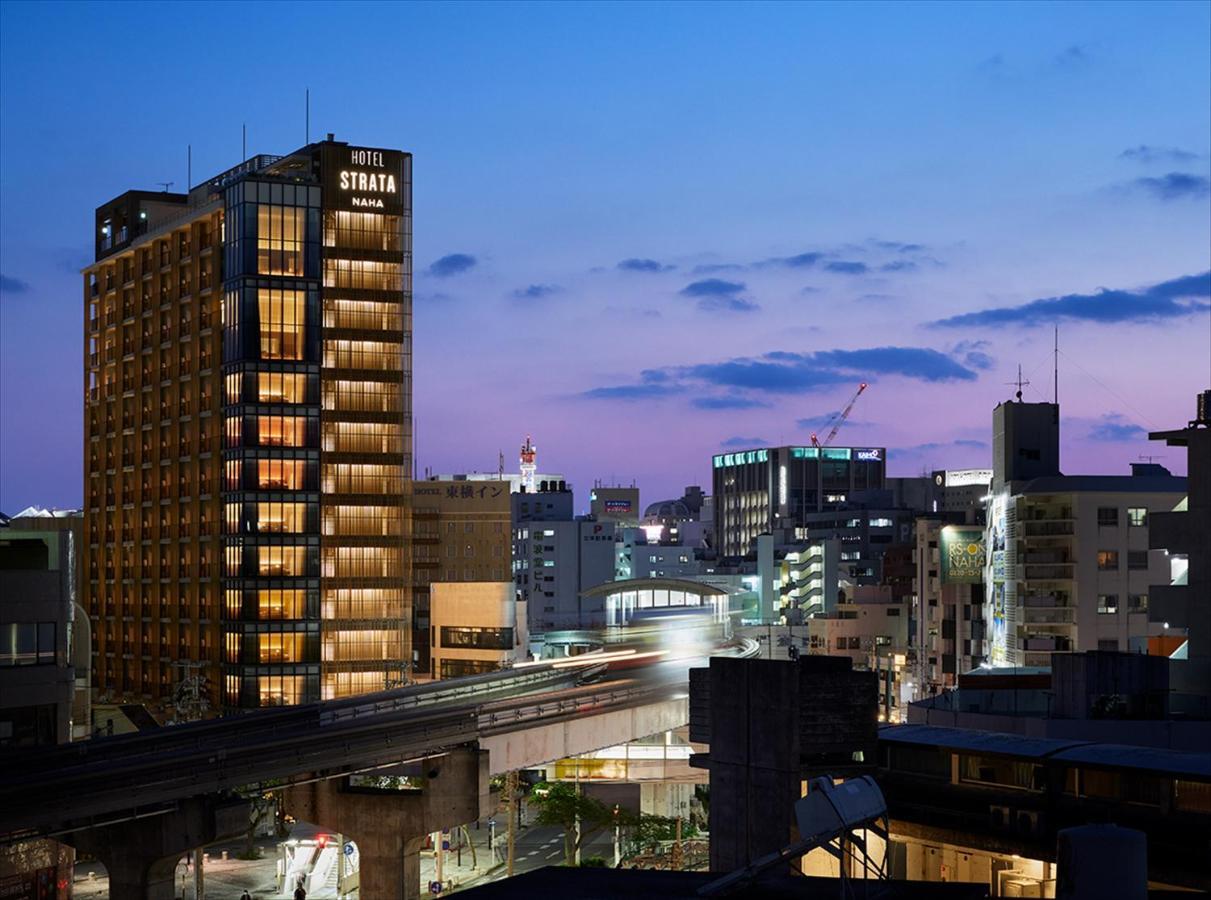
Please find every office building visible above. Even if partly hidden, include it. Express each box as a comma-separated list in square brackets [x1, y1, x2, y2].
[512, 488, 616, 632]
[616, 527, 702, 581]
[412, 480, 511, 676]
[712, 446, 886, 557]
[429, 582, 527, 679]
[589, 482, 640, 527]
[83, 137, 412, 710]
[789, 505, 915, 587]
[985, 400, 1185, 667]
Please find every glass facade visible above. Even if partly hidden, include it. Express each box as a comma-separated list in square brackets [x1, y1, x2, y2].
[218, 142, 412, 708]
[317, 147, 411, 699]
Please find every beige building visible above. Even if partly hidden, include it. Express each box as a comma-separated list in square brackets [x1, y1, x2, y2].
[429, 582, 527, 679]
[412, 480, 511, 675]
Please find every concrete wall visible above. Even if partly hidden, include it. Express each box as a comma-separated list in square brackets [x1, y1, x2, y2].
[430, 581, 525, 678]
[480, 696, 689, 775]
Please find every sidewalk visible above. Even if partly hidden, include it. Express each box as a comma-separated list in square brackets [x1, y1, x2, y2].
[417, 815, 518, 892]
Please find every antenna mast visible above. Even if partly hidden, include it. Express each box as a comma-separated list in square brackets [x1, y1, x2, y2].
[1054, 325, 1059, 405]
[1008, 365, 1030, 402]
[306, 87, 310, 144]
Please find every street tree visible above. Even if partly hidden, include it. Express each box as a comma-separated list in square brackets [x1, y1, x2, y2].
[527, 782, 623, 865]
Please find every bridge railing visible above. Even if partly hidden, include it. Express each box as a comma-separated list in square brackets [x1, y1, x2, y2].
[319, 664, 604, 726]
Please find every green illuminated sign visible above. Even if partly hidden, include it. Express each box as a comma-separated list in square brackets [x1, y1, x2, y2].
[940, 527, 985, 584]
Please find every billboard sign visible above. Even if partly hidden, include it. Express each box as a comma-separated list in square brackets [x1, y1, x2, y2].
[984, 492, 1010, 665]
[940, 527, 985, 583]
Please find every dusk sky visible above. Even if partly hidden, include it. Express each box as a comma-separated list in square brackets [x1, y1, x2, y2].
[1, 1, 1208, 513]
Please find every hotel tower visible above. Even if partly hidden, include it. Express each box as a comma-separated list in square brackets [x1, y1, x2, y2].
[83, 137, 412, 710]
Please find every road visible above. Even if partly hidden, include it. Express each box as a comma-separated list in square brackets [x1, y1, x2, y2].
[71, 812, 620, 898]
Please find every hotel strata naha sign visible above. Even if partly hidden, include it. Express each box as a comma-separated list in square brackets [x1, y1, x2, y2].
[323, 146, 407, 214]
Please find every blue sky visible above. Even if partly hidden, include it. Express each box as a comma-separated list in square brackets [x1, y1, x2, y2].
[1, 1, 1208, 510]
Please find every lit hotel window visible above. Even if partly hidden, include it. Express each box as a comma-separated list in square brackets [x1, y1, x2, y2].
[258, 545, 306, 577]
[323, 339, 402, 371]
[323, 505, 400, 536]
[258, 415, 307, 447]
[258, 633, 305, 664]
[258, 289, 305, 360]
[225, 372, 243, 404]
[257, 589, 306, 620]
[257, 206, 304, 276]
[257, 459, 305, 490]
[322, 210, 402, 252]
[258, 371, 307, 404]
[322, 422, 403, 454]
[256, 501, 306, 533]
[258, 674, 304, 706]
[323, 259, 402, 291]
[322, 587, 403, 620]
[324, 298, 402, 330]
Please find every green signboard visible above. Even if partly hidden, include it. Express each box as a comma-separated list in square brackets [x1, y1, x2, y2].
[940, 527, 985, 584]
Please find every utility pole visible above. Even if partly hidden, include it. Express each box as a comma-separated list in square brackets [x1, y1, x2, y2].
[573, 754, 582, 866]
[613, 805, 621, 867]
[506, 771, 517, 877]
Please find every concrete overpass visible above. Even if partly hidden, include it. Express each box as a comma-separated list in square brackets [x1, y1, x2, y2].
[1, 644, 755, 898]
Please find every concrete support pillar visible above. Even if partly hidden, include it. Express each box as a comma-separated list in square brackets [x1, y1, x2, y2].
[283, 749, 488, 900]
[67, 797, 248, 900]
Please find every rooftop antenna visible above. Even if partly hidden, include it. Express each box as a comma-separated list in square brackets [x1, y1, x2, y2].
[187, 144, 191, 191]
[498, 450, 505, 479]
[1008, 365, 1030, 402]
[156, 181, 174, 193]
[1054, 325, 1059, 405]
[242, 123, 246, 160]
[306, 87, 310, 144]
[1137, 454, 1164, 464]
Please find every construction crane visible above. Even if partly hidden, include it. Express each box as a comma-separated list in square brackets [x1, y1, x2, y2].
[810, 382, 868, 447]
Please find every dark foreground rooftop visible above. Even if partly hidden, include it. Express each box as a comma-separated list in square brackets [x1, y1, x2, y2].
[459, 868, 990, 899]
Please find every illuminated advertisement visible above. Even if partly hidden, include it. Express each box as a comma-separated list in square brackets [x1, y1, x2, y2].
[321, 145, 408, 216]
[939, 527, 985, 584]
[943, 468, 993, 488]
[984, 492, 1010, 665]
[604, 499, 632, 514]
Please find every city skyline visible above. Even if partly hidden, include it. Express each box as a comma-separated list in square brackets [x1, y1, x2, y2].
[2, 1, 1210, 512]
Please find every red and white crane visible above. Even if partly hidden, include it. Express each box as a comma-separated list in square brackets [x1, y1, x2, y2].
[810, 382, 868, 448]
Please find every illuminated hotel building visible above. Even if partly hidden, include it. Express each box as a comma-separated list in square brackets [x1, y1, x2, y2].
[83, 137, 412, 710]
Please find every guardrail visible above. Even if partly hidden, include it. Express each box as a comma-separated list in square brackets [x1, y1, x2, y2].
[319, 664, 599, 726]
[478, 683, 675, 733]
